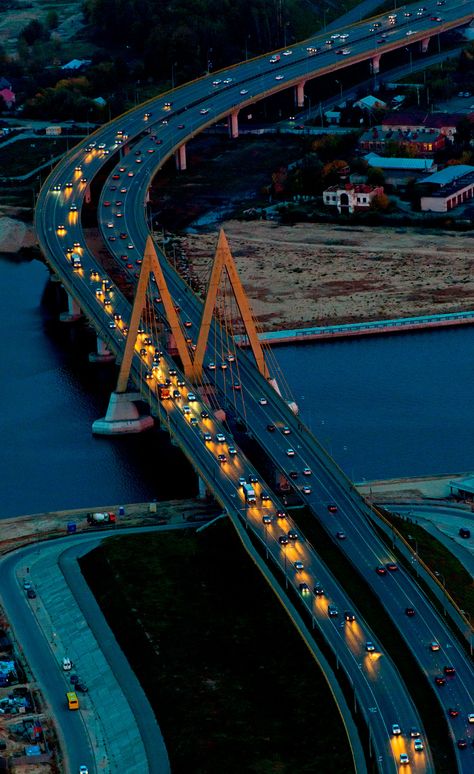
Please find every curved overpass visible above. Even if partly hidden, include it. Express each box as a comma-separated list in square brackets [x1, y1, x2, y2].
[35, 1, 474, 771]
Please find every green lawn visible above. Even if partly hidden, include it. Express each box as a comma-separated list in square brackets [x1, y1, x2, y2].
[81, 522, 354, 774]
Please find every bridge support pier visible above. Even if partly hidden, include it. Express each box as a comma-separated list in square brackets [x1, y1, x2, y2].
[89, 336, 115, 363]
[228, 110, 239, 139]
[421, 36, 431, 53]
[371, 54, 381, 74]
[198, 476, 208, 499]
[92, 391, 154, 435]
[60, 293, 82, 322]
[84, 185, 91, 205]
[295, 81, 306, 108]
[175, 143, 187, 171]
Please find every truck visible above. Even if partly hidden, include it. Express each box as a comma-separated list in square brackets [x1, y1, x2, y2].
[158, 384, 171, 399]
[87, 512, 116, 525]
[269, 54, 280, 63]
[242, 483, 256, 505]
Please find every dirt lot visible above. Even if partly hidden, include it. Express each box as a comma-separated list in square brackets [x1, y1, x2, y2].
[180, 220, 474, 329]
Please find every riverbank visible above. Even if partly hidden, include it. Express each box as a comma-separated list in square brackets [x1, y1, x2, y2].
[356, 472, 474, 503]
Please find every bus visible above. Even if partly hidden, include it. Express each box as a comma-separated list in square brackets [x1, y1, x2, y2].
[66, 691, 79, 710]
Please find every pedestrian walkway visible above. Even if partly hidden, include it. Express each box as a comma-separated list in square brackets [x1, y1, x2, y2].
[15, 534, 170, 773]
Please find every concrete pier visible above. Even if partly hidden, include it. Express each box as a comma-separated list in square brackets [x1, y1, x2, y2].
[92, 392, 154, 435]
[60, 293, 81, 322]
[89, 336, 115, 364]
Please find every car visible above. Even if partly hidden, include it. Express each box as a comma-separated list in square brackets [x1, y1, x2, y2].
[457, 739, 468, 749]
[208, 362, 216, 370]
[228, 446, 237, 456]
[79, 767, 89, 774]
[392, 724, 401, 736]
[278, 535, 289, 545]
[288, 529, 298, 541]
[62, 656, 72, 671]
[26, 588, 36, 599]
[217, 454, 227, 464]
[406, 29, 415, 36]
[212, 79, 222, 86]
[336, 531, 346, 540]
[23, 579, 32, 590]
[286, 448, 295, 457]
[289, 471, 298, 480]
[365, 641, 375, 652]
[190, 417, 199, 426]
[341, 49, 351, 55]
[261, 491, 271, 502]
[435, 676, 446, 686]
[276, 510, 287, 519]
[448, 708, 459, 718]
[344, 611, 356, 622]
[302, 485, 312, 495]
[294, 561, 304, 571]
[219, 362, 228, 370]
[262, 514, 273, 525]
[444, 665, 456, 676]
[299, 582, 310, 595]
[376, 565, 387, 575]
[108, 321, 116, 329]
[283, 49, 292, 56]
[404, 11, 412, 17]
[414, 739, 424, 752]
[187, 393, 197, 402]
[200, 410, 209, 419]
[282, 426, 291, 435]
[200, 108, 209, 115]
[386, 562, 398, 571]
[275, 75, 284, 81]
[75, 681, 88, 693]
[184, 320, 192, 328]
[259, 397, 268, 405]
[405, 607, 415, 617]
[468, 713, 474, 723]
[400, 754, 409, 766]
[233, 382, 241, 391]
[410, 727, 420, 738]
[327, 504, 338, 513]
[177, 124, 185, 129]
[303, 467, 312, 476]
[267, 423, 276, 432]
[328, 604, 338, 617]
[248, 475, 258, 484]
[314, 583, 324, 596]
[182, 406, 191, 415]
[431, 16, 442, 21]
[203, 432, 212, 442]
[223, 77, 233, 84]
[215, 433, 226, 443]
[430, 641, 440, 652]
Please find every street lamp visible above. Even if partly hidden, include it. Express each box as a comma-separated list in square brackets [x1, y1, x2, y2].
[335, 79, 343, 103]
[405, 46, 413, 73]
[171, 61, 177, 90]
[434, 570, 447, 616]
[244, 34, 251, 61]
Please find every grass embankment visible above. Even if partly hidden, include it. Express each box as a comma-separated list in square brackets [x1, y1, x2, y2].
[81, 523, 354, 774]
[0, 137, 75, 178]
[378, 510, 474, 619]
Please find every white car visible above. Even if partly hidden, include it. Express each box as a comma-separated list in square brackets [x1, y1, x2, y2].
[406, 29, 415, 36]
[79, 767, 89, 774]
[223, 77, 233, 84]
[275, 75, 284, 81]
[258, 397, 267, 405]
[240, 89, 248, 95]
[283, 49, 292, 56]
[62, 656, 72, 671]
[286, 448, 295, 457]
[200, 108, 209, 115]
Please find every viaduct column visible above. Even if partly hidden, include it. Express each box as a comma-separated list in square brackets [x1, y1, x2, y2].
[60, 293, 81, 322]
[421, 37, 431, 53]
[294, 80, 306, 108]
[371, 54, 381, 74]
[228, 110, 239, 139]
[175, 143, 187, 171]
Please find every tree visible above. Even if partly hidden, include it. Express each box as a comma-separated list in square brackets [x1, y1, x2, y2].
[19, 20, 49, 46]
[371, 192, 390, 211]
[367, 166, 385, 186]
[46, 10, 59, 29]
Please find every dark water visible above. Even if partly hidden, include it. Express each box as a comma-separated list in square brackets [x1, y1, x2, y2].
[274, 330, 474, 482]
[0, 255, 196, 518]
[1, 255, 473, 517]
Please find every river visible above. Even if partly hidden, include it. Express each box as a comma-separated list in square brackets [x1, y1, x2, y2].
[1, 255, 472, 517]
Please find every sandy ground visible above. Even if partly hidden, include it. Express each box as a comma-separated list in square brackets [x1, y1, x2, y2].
[0, 214, 36, 253]
[180, 220, 474, 329]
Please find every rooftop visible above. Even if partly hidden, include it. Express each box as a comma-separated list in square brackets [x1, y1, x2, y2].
[364, 153, 436, 171]
[422, 171, 474, 198]
[420, 164, 474, 186]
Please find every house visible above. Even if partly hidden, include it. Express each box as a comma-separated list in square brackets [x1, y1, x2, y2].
[420, 167, 474, 212]
[354, 95, 387, 111]
[0, 77, 12, 91]
[381, 111, 469, 140]
[323, 183, 384, 213]
[364, 153, 436, 185]
[359, 126, 445, 155]
[61, 59, 92, 71]
[0, 88, 15, 109]
[325, 110, 341, 125]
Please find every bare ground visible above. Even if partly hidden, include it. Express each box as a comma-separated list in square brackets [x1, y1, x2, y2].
[180, 220, 474, 329]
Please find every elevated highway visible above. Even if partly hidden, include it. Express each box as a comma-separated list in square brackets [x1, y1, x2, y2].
[35, 1, 474, 770]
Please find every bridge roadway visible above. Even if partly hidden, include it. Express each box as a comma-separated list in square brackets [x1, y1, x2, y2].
[35, 1, 474, 771]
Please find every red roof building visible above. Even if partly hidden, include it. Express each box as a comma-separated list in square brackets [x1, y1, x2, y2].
[0, 88, 15, 108]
